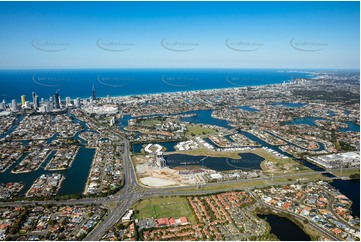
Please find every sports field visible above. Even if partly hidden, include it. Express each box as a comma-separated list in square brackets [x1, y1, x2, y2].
[133, 196, 196, 224]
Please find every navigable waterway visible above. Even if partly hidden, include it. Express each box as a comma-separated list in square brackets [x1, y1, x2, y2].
[179, 109, 325, 171]
[0, 115, 24, 139]
[331, 179, 360, 217]
[0, 114, 95, 196]
[165, 153, 264, 171]
[258, 214, 311, 241]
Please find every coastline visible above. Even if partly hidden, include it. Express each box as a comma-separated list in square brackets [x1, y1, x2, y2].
[0, 68, 317, 102]
[109, 83, 281, 102]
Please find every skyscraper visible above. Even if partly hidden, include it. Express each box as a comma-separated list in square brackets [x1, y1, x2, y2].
[32, 92, 39, 110]
[54, 92, 60, 109]
[92, 85, 96, 100]
[11, 99, 18, 111]
[66, 97, 71, 107]
[74, 98, 80, 107]
[24, 101, 31, 109]
[21, 95, 26, 106]
[0, 100, 6, 111]
[32, 92, 36, 104]
[34, 95, 40, 110]
[46, 101, 53, 112]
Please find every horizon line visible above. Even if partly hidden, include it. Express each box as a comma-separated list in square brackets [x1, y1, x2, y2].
[0, 67, 359, 71]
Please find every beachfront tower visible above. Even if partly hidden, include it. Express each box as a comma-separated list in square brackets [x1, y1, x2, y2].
[11, 99, 18, 111]
[21, 95, 26, 106]
[54, 92, 60, 109]
[32, 92, 36, 107]
[92, 85, 96, 100]
[0, 100, 6, 110]
[65, 97, 71, 107]
[34, 95, 40, 110]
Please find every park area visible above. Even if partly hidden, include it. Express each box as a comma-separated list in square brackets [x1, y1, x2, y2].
[186, 124, 217, 136]
[133, 196, 197, 224]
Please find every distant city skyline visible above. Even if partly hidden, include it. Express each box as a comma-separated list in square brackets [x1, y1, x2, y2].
[0, 1, 359, 69]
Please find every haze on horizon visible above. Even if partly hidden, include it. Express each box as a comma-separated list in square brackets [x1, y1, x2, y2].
[0, 1, 359, 69]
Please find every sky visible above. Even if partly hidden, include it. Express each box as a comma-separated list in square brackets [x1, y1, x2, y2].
[0, 1, 359, 69]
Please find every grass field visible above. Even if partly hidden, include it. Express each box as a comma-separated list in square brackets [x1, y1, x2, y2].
[201, 180, 267, 191]
[133, 196, 197, 224]
[252, 148, 312, 174]
[272, 173, 329, 183]
[186, 125, 217, 136]
[331, 168, 360, 177]
[138, 119, 162, 127]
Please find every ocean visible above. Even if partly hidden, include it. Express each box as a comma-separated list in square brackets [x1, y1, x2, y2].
[0, 68, 315, 102]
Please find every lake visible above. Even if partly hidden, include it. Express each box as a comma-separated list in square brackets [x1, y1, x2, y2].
[284, 117, 325, 127]
[331, 179, 360, 217]
[258, 214, 311, 241]
[180, 109, 230, 129]
[165, 153, 264, 171]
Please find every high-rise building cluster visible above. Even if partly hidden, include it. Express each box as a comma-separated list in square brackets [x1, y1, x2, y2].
[0, 91, 82, 113]
[0, 86, 98, 113]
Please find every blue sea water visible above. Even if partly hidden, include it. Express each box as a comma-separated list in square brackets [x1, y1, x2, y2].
[0, 69, 313, 102]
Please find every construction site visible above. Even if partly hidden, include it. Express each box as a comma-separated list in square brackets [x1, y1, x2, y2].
[132, 143, 207, 187]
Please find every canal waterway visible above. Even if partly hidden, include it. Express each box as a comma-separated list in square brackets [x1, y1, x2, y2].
[339, 121, 360, 132]
[284, 117, 326, 127]
[0, 115, 24, 139]
[258, 214, 311, 241]
[57, 147, 96, 195]
[271, 102, 306, 108]
[331, 179, 360, 217]
[0, 114, 95, 196]
[234, 106, 259, 112]
[180, 109, 230, 128]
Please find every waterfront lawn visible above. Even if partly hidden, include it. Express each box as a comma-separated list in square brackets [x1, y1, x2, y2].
[138, 119, 162, 127]
[273, 173, 329, 183]
[186, 125, 216, 136]
[133, 196, 197, 224]
[331, 168, 360, 178]
[254, 149, 311, 174]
